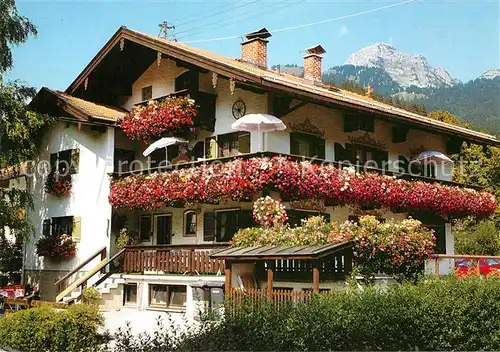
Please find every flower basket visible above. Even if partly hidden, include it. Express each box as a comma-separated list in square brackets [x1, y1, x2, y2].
[45, 171, 72, 197]
[119, 97, 198, 141]
[36, 233, 77, 259]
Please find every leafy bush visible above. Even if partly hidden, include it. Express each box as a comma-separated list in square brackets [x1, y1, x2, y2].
[455, 219, 500, 255]
[82, 287, 102, 304]
[0, 304, 104, 352]
[177, 276, 500, 351]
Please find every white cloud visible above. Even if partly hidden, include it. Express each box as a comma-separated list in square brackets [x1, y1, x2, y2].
[339, 24, 349, 38]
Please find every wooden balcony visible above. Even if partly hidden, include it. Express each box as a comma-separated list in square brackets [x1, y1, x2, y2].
[134, 89, 217, 132]
[122, 244, 227, 275]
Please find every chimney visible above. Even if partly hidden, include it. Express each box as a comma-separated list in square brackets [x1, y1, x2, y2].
[241, 28, 271, 68]
[303, 45, 326, 84]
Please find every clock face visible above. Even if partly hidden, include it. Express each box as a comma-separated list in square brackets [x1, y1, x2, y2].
[232, 100, 246, 119]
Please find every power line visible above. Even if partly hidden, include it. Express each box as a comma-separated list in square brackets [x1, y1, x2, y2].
[172, 0, 242, 26]
[183, 0, 419, 44]
[174, 0, 259, 34]
[177, 0, 305, 41]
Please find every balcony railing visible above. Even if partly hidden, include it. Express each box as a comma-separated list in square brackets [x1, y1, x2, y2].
[111, 151, 481, 190]
[123, 244, 227, 275]
[134, 89, 217, 132]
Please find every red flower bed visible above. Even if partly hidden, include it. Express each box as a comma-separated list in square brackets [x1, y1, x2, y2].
[109, 157, 497, 218]
[119, 97, 198, 141]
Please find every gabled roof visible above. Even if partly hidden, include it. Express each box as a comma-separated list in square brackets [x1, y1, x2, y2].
[34, 87, 126, 123]
[65, 26, 500, 147]
[210, 242, 353, 260]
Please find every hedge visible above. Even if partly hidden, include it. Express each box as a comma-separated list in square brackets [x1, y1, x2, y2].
[178, 276, 500, 351]
[0, 303, 104, 352]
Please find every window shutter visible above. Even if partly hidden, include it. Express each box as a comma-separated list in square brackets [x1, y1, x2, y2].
[49, 153, 58, 171]
[203, 212, 217, 242]
[316, 138, 326, 160]
[205, 137, 217, 159]
[377, 150, 389, 170]
[398, 155, 409, 174]
[434, 225, 446, 254]
[70, 148, 80, 174]
[238, 210, 254, 229]
[72, 216, 82, 243]
[42, 219, 51, 237]
[290, 133, 300, 155]
[334, 143, 346, 163]
[344, 113, 358, 132]
[238, 133, 251, 154]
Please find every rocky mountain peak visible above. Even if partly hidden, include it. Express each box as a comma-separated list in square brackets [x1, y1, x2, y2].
[345, 43, 459, 88]
[479, 69, 500, 80]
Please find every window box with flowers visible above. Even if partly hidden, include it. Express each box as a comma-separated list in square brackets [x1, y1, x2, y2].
[45, 149, 79, 197]
[36, 216, 77, 259]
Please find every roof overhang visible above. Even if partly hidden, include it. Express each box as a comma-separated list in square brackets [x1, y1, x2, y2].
[65, 26, 500, 147]
[210, 241, 353, 261]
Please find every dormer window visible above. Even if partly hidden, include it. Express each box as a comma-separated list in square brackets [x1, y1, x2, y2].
[141, 85, 152, 101]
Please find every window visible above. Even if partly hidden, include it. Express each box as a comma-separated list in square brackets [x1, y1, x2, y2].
[290, 132, 325, 159]
[139, 215, 152, 241]
[344, 113, 374, 133]
[204, 132, 250, 159]
[175, 70, 199, 92]
[49, 149, 80, 175]
[184, 210, 197, 236]
[287, 210, 330, 228]
[344, 144, 388, 169]
[149, 145, 179, 168]
[43, 216, 74, 237]
[114, 149, 135, 173]
[123, 283, 137, 305]
[141, 85, 152, 101]
[149, 284, 187, 309]
[203, 209, 254, 242]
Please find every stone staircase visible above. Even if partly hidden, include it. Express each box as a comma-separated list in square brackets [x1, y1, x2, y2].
[61, 273, 125, 305]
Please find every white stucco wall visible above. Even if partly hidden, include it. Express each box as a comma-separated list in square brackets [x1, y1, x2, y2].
[24, 121, 114, 273]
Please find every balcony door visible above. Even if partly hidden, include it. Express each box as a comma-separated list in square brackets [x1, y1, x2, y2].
[154, 214, 172, 245]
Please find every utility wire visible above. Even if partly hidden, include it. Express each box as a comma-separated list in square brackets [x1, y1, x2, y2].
[174, 0, 260, 34]
[172, 0, 243, 27]
[183, 0, 419, 44]
[177, 0, 305, 41]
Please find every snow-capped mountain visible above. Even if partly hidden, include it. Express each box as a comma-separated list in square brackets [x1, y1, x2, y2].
[345, 43, 460, 88]
[479, 69, 500, 80]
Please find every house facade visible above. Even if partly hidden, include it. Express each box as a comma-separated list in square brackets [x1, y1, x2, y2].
[15, 26, 498, 315]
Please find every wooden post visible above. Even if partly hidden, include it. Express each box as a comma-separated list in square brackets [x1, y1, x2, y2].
[312, 259, 320, 293]
[476, 259, 481, 275]
[435, 257, 440, 278]
[100, 247, 107, 274]
[225, 260, 232, 298]
[267, 261, 274, 301]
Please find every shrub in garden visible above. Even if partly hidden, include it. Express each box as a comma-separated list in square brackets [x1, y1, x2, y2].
[0, 303, 104, 352]
[176, 276, 500, 351]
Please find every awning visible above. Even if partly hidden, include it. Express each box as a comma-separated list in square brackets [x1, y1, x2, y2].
[209, 241, 353, 260]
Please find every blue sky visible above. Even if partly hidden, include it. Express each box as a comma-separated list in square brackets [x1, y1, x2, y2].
[7, 0, 500, 91]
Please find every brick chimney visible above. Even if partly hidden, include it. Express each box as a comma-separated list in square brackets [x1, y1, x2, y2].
[241, 28, 271, 68]
[303, 45, 326, 84]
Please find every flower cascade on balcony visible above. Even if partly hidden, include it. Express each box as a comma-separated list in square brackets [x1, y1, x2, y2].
[109, 157, 497, 219]
[119, 97, 198, 141]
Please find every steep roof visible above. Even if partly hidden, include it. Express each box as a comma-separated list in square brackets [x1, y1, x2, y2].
[65, 26, 500, 147]
[41, 88, 127, 123]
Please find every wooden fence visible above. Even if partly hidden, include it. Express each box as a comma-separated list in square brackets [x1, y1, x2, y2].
[123, 245, 226, 275]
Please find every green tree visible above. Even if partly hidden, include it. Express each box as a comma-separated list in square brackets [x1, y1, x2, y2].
[0, 0, 52, 283]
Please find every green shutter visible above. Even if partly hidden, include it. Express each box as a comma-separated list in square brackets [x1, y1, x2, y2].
[70, 148, 80, 174]
[334, 143, 346, 163]
[316, 137, 326, 160]
[398, 155, 409, 174]
[42, 219, 51, 237]
[203, 212, 217, 242]
[238, 133, 251, 154]
[344, 113, 358, 132]
[290, 133, 300, 156]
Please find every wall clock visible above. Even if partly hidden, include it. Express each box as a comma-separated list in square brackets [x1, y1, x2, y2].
[232, 100, 246, 119]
